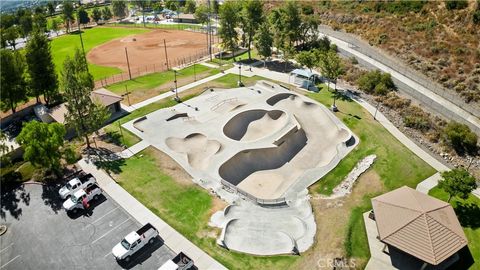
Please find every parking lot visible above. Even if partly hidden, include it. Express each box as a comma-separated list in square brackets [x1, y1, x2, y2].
[0, 183, 175, 269]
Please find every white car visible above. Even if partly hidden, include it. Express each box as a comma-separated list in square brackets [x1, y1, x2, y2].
[112, 223, 158, 262]
[62, 184, 102, 213]
[158, 252, 194, 270]
[59, 173, 96, 199]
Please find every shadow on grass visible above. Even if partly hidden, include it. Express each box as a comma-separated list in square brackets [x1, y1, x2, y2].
[454, 202, 480, 229]
[101, 131, 123, 147]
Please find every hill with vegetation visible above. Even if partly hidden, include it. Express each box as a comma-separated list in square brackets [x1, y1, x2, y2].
[315, 0, 480, 104]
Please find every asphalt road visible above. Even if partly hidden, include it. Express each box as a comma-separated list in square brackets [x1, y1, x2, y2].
[0, 183, 175, 270]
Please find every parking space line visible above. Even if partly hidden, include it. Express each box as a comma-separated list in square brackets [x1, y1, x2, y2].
[103, 251, 112, 258]
[83, 206, 119, 230]
[0, 244, 13, 254]
[91, 218, 131, 245]
[0, 255, 20, 269]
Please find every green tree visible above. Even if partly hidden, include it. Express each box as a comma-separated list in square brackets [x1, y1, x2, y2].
[112, 0, 127, 19]
[92, 7, 102, 23]
[194, 4, 209, 25]
[241, 0, 263, 60]
[62, 1, 75, 33]
[445, 0, 468, 10]
[47, 2, 55, 16]
[254, 21, 273, 67]
[25, 30, 59, 105]
[50, 18, 60, 36]
[3, 26, 19, 50]
[16, 121, 66, 172]
[102, 6, 113, 21]
[443, 122, 478, 155]
[0, 131, 12, 166]
[33, 13, 47, 32]
[211, 0, 220, 14]
[77, 6, 90, 26]
[19, 14, 33, 38]
[62, 48, 111, 148]
[218, 1, 240, 60]
[356, 70, 395, 95]
[318, 51, 343, 109]
[439, 169, 477, 202]
[165, 0, 178, 11]
[282, 1, 302, 47]
[185, 0, 196, 13]
[295, 50, 316, 72]
[0, 49, 28, 113]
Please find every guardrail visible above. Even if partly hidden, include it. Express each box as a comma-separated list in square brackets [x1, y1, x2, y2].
[220, 179, 287, 207]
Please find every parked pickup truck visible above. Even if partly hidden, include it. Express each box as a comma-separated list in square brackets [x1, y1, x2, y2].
[112, 223, 159, 262]
[62, 184, 102, 213]
[59, 173, 96, 199]
[158, 252, 194, 270]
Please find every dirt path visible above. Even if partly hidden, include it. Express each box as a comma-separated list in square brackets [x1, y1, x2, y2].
[292, 170, 385, 270]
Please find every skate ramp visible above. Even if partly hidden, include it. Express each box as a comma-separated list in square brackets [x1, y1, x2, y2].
[223, 109, 287, 141]
[219, 128, 307, 186]
[166, 133, 222, 170]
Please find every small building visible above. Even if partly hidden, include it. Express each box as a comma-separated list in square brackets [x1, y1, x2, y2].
[289, 69, 320, 91]
[371, 186, 468, 269]
[34, 88, 123, 125]
[172, 14, 198, 24]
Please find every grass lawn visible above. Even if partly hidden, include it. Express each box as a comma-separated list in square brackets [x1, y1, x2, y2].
[306, 87, 436, 266]
[105, 64, 219, 104]
[429, 187, 480, 270]
[50, 27, 149, 80]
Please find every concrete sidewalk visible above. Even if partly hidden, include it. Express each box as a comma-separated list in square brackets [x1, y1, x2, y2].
[77, 158, 227, 270]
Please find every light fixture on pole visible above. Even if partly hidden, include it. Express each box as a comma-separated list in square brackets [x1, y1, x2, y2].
[237, 64, 244, 87]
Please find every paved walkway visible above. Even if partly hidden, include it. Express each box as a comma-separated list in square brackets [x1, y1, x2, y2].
[77, 158, 226, 270]
[318, 32, 480, 133]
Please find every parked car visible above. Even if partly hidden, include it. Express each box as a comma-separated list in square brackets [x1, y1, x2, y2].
[59, 173, 96, 199]
[62, 184, 102, 213]
[112, 223, 159, 262]
[158, 252, 194, 270]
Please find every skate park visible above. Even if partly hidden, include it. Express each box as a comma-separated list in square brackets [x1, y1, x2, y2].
[123, 81, 358, 255]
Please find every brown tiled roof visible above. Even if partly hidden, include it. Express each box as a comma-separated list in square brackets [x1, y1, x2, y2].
[372, 186, 467, 265]
[91, 88, 123, 107]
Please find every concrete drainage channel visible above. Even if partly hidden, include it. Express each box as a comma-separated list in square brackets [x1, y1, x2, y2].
[0, 224, 7, 236]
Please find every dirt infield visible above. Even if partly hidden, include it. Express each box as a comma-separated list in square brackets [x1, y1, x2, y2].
[87, 29, 208, 72]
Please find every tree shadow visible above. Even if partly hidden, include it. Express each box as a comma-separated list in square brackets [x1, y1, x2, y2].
[264, 60, 298, 73]
[0, 184, 30, 221]
[454, 202, 480, 229]
[41, 183, 65, 214]
[101, 131, 123, 147]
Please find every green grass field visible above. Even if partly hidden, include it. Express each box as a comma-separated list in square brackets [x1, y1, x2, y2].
[429, 187, 480, 270]
[106, 64, 219, 104]
[50, 27, 149, 80]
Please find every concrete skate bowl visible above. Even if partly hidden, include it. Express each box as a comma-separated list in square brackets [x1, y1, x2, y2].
[219, 128, 307, 186]
[221, 219, 298, 255]
[165, 133, 222, 170]
[223, 110, 288, 141]
[266, 93, 316, 108]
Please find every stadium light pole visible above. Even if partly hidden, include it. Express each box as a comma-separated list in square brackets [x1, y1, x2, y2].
[173, 69, 180, 101]
[237, 63, 244, 87]
[164, 39, 170, 70]
[125, 47, 132, 80]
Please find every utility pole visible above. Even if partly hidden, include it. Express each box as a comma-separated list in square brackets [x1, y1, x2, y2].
[193, 62, 196, 81]
[173, 69, 180, 101]
[123, 85, 131, 106]
[77, 12, 88, 71]
[125, 47, 132, 80]
[164, 39, 169, 70]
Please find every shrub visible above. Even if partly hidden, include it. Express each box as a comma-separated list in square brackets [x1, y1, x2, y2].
[350, 56, 358, 65]
[445, 0, 468, 10]
[473, 10, 480, 24]
[357, 70, 395, 95]
[402, 106, 432, 131]
[442, 121, 478, 155]
[381, 92, 411, 109]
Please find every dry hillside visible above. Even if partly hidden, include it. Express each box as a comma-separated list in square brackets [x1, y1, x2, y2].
[314, 0, 480, 104]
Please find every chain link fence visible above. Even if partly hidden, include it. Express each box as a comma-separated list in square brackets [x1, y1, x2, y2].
[317, 25, 480, 134]
[95, 47, 219, 88]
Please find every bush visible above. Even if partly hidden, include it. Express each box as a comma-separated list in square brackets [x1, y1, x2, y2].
[473, 10, 480, 24]
[374, 1, 426, 13]
[442, 121, 478, 155]
[381, 92, 411, 109]
[357, 70, 395, 95]
[402, 106, 432, 131]
[445, 0, 468, 10]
